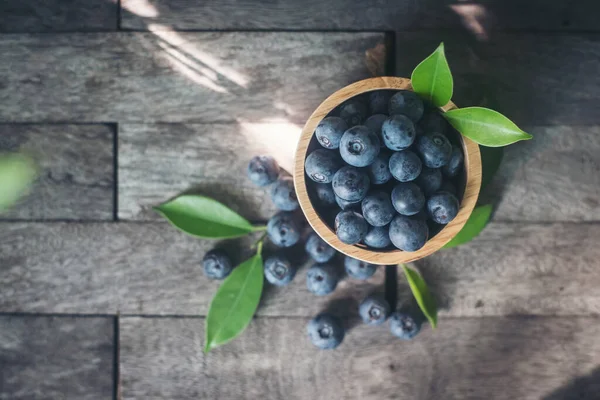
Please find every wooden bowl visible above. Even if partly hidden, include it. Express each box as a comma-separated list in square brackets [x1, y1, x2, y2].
[294, 77, 481, 265]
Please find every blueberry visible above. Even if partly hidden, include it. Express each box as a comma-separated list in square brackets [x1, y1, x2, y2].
[202, 249, 233, 280]
[305, 232, 336, 263]
[307, 313, 344, 349]
[315, 116, 348, 149]
[267, 211, 301, 248]
[416, 131, 452, 168]
[359, 294, 391, 325]
[381, 115, 416, 151]
[264, 253, 296, 286]
[270, 176, 298, 211]
[363, 225, 392, 249]
[335, 194, 360, 211]
[364, 114, 387, 146]
[391, 182, 425, 216]
[368, 91, 391, 115]
[306, 264, 339, 296]
[339, 99, 367, 126]
[366, 151, 392, 185]
[439, 180, 457, 196]
[419, 110, 447, 134]
[332, 166, 370, 202]
[389, 150, 422, 182]
[344, 256, 378, 280]
[339, 125, 380, 167]
[361, 191, 395, 227]
[389, 214, 429, 251]
[388, 90, 424, 122]
[313, 183, 336, 207]
[442, 144, 464, 178]
[415, 167, 442, 196]
[305, 149, 343, 183]
[427, 192, 459, 224]
[389, 311, 422, 340]
[247, 155, 279, 187]
[335, 210, 368, 245]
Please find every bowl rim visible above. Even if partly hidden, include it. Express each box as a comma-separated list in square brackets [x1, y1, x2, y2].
[293, 76, 482, 265]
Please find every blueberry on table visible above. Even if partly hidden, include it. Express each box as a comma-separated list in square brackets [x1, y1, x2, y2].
[363, 225, 391, 249]
[391, 182, 425, 216]
[344, 256, 378, 280]
[389, 311, 422, 340]
[388, 90, 424, 123]
[335, 194, 361, 211]
[335, 210, 368, 245]
[389, 214, 429, 251]
[389, 150, 422, 182]
[339, 99, 367, 126]
[313, 183, 336, 208]
[416, 167, 442, 196]
[416, 131, 452, 168]
[366, 151, 392, 185]
[359, 294, 391, 325]
[364, 114, 388, 146]
[419, 110, 447, 134]
[267, 211, 301, 248]
[315, 116, 348, 149]
[361, 191, 395, 227]
[270, 176, 298, 211]
[442, 144, 464, 178]
[368, 91, 391, 115]
[264, 253, 296, 286]
[332, 166, 370, 202]
[305, 232, 336, 263]
[382, 115, 416, 151]
[202, 249, 233, 280]
[339, 125, 380, 167]
[307, 313, 344, 349]
[306, 264, 339, 296]
[247, 155, 279, 187]
[305, 149, 343, 184]
[427, 192, 459, 224]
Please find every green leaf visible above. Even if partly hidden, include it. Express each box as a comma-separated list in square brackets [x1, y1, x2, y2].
[411, 42, 453, 107]
[205, 243, 264, 352]
[0, 153, 37, 212]
[444, 107, 532, 147]
[444, 205, 493, 249]
[401, 264, 438, 328]
[480, 146, 504, 189]
[155, 194, 263, 239]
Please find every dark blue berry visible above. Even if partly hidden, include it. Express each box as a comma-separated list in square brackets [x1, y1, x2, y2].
[427, 192, 459, 224]
[335, 194, 360, 211]
[307, 313, 344, 349]
[388, 90, 424, 122]
[339, 125, 380, 167]
[339, 99, 367, 126]
[382, 115, 416, 151]
[344, 256, 378, 280]
[305, 149, 343, 183]
[419, 110, 447, 134]
[391, 182, 425, 216]
[364, 114, 387, 147]
[315, 116, 348, 149]
[416, 131, 452, 168]
[442, 144, 464, 178]
[306, 264, 339, 296]
[247, 156, 279, 187]
[366, 151, 392, 185]
[202, 249, 233, 280]
[335, 210, 368, 245]
[363, 225, 391, 249]
[389, 311, 422, 340]
[267, 211, 301, 248]
[389, 215, 429, 251]
[264, 253, 296, 286]
[368, 91, 391, 115]
[361, 191, 395, 227]
[313, 183, 336, 207]
[270, 176, 298, 211]
[332, 166, 370, 202]
[439, 180, 457, 196]
[416, 167, 442, 196]
[305, 232, 336, 263]
[359, 294, 391, 325]
[389, 150, 422, 182]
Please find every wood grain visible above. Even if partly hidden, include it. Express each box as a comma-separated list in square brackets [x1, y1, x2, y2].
[0, 124, 114, 220]
[120, 316, 600, 400]
[0, 315, 114, 400]
[0, 32, 385, 123]
[0, 0, 117, 32]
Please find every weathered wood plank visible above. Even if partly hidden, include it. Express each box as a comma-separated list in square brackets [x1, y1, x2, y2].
[0, 222, 384, 316]
[0, 32, 385, 123]
[120, 0, 598, 31]
[120, 316, 600, 400]
[0, 124, 114, 220]
[0, 315, 114, 400]
[0, 0, 117, 32]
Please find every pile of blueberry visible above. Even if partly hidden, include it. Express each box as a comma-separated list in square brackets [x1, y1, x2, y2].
[305, 90, 464, 252]
[201, 154, 425, 350]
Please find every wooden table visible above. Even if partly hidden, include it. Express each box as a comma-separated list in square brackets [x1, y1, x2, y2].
[1, 1, 599, 399]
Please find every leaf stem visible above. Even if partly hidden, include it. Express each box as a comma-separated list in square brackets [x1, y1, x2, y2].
[252, 224, 267, 232]
[251, 232, 267, 252]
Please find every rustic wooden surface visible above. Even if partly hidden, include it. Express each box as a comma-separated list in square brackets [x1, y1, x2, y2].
[0, 315, 114, 400]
